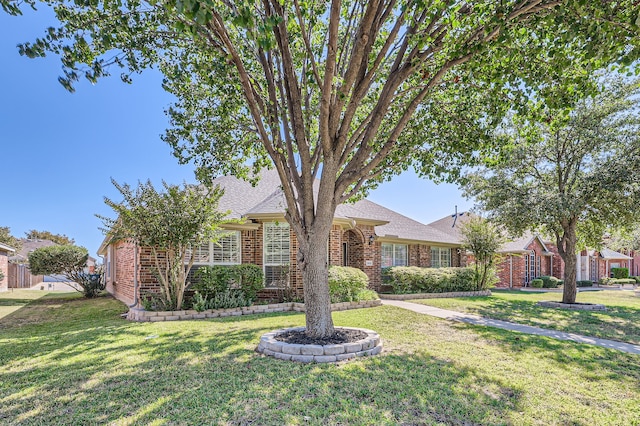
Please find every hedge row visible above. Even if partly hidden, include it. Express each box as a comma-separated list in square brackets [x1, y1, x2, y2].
[384, 266, 481, 294]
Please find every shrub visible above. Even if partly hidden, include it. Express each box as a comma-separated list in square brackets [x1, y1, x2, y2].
[611, 267, 629, 279]
[632, 276, 640, 284]
[328, 266, 370, 302]
[531, 279, 544, 288]
[576, 280, 593, 287]
[539, 276, 561, 288]
[352, 289, 379, 302]
[386, 266, 478, 294]
[599, 277, 612, 285]
[610, 278, 635, 285]
[192, 264, 264, 302]
[191, 289, 251, 311]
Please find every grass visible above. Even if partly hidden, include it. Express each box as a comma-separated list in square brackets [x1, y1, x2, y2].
[0, 291, 639, 425]
[410, 289, 640, 344]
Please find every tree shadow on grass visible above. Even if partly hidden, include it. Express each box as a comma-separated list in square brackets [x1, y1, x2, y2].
[445, 297, 640, 345]
[0, 299, 523, 425]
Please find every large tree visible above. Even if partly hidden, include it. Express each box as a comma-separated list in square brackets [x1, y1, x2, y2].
[464, 79, 640, 304]
[4, 0, 639, 336]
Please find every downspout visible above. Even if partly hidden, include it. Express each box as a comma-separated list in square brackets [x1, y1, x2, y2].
[128, 242, 140, 308]
[509, 255, 513, 289]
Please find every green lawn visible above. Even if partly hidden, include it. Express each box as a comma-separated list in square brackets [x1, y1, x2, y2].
[1, 292, 639, 425]
[411, 289, 640, 345]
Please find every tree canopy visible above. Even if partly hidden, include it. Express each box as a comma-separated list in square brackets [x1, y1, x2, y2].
[25, 230, 75, 245]
[5, 0, 640, 336]
[464, 78, 640, 303]
[28, 244, 104, 297]
[0, 226, 22, 252]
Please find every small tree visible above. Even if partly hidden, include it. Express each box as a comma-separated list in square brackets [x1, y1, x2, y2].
[459, 216, 503, 290]
[28, 245, 104, 297]
[98, 179, 232, 310]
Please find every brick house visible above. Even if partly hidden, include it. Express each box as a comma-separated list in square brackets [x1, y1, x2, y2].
[429, 212, 562, 288]
[430, 211, 639, 287]
[0, 242, 16, 292]
[98, 171, 466, 307]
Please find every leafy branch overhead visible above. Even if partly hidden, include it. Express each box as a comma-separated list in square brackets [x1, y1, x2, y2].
[6, 0, 639, 336]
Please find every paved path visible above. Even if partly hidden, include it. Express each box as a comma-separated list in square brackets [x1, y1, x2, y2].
[381, 299, 640, 355]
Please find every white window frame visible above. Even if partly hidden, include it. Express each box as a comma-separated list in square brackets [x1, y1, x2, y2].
[263, 222, 291, 287]
[188, 231, 242, 266]
[431, 246, 451, 268]
[381, 243, 408, 268]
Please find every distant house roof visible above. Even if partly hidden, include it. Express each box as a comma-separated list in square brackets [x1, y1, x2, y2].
[599, 248, 632, 260]
[498, 232, 551, 254]
[427, 211, 478, 241]
[10, 239, 57, 262]
[0, 242, 16, 253]
[211, 170, 462, 245]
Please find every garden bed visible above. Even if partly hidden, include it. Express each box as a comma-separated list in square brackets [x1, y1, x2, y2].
[536, 301, 607, 311]
[256, 326, 382, 363]
[378, 290, 491, 301]
[127, 299, 381, 322]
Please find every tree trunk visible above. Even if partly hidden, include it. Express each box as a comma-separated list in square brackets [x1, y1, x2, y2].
[297, 224, 335, 338]
[559, 223, 578, 304]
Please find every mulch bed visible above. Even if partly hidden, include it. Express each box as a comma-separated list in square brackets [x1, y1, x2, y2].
[274, 328, 367, 345]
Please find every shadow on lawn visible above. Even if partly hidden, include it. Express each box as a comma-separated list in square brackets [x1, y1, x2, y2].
[0, 298, 524, 425]
[3, 297, 640, 425]
[459, 297, 640, 345]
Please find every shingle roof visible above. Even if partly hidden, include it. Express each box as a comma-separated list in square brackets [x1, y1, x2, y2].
[10, 239, 57, 262]
[213, 169, 461, 245]
[427, 212, 477, 240]
[599, 248, 632, 260]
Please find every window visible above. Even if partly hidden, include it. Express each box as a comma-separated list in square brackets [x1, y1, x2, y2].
[381, 243, 408, 268]
[187, 231, 241, 266]
[431, 247, 451, 268]
[264, 222, 290, 287]
[525, 252, 536, 284]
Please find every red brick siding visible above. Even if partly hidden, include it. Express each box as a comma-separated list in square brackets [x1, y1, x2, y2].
[105, 241, 137, 306]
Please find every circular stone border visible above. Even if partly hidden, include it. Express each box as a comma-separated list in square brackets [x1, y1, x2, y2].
[537, 301, 607, 311]
[256, 326, 382, 363]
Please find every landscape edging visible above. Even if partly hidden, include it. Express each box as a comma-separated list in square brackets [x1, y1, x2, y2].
[378, 290, 491, 300]
[127, 299, 381, 322]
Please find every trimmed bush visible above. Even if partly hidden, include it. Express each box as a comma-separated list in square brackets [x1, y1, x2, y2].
[576, 280, 593, 287]
[191, 264, 264, 302]
[611, 267, 629, 279]
[632, 276, 640, 284]
[610, 278, 636, 285]
[599, 277, 612, 285]
[531, 279, 544, 288]
[386, 266, 478, 294]
[191, 289, 251, 311]
[539, 276, 561, 288]
[328, 266, 372, 302]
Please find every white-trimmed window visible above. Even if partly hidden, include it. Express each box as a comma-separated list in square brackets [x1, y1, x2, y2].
[188, 231, 242, 265]
[381, 243, 408, 268]
[264, 222, 290, 287]
[431, 247, 451, 268]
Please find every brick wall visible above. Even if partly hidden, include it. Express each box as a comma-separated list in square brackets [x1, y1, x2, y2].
[106, 241, 137, 306]
[329, 225, 342, 266]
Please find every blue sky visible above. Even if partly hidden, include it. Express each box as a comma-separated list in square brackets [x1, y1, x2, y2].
[0, 7, 473, 257]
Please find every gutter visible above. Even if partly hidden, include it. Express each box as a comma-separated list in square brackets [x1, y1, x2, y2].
[129, 242, 139, 308]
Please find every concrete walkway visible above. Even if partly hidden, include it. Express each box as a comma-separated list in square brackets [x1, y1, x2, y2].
[382, 299, 640, 355]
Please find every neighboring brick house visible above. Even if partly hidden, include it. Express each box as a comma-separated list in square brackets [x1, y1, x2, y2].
[577, 248, 634, 282]
[0, 243, 16, 292]
[428, 212, 561, 288]
[430, 211, 638, 287]
[98, 170, 466, 307]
